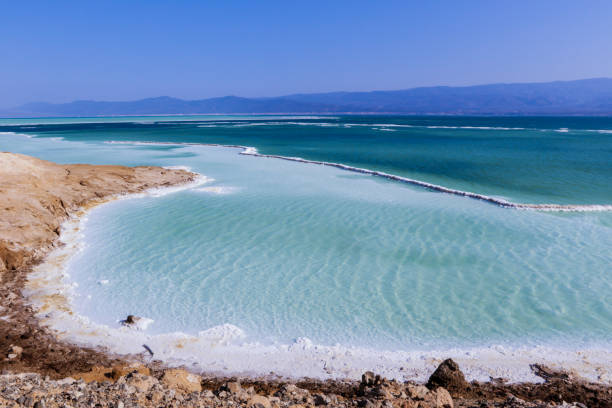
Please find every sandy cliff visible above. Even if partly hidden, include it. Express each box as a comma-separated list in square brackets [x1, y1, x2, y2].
[0, 152, 195, 272]
[0, 152, 196, 379]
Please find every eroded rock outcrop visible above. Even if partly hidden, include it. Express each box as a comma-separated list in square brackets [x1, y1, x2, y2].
[0, 152, 196, 378]
[0, 152, 196, 273]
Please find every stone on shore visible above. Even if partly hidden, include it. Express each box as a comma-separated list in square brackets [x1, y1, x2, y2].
[425, 387, 453, 408]
[361, 371, 382, 386]
[426, 359, 468, 391]
[121, 314, 141, 326]
[406, 383, 430, 399]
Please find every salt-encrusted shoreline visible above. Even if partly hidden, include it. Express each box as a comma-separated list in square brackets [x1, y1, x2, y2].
[0, 152, 198, 377]
[105, 141, 612, 212]
[1, 152, 611, 407]
[20, 147, 612, 387]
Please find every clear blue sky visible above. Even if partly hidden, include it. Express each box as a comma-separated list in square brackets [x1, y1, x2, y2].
[1, 0, 611, 107]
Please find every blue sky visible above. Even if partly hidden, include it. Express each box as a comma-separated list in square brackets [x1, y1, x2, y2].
[1, 0, 611, 107]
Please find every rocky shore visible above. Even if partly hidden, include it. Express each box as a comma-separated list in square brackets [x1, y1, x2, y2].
[1, 359, 610, 408]
[0, 152, 196, 376]
[1, 152, 610, 407]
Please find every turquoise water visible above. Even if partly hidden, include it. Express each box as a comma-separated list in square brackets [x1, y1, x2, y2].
[3, 115, 611, 204]
[1, 116, 611, 379]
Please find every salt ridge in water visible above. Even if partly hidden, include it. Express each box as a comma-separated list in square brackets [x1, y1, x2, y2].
[104, 140, 612, 212]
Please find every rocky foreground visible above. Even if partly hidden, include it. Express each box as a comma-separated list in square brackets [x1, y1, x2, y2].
[1, 359, 610, 408]
[0, 153, 610, 407]
[0, 152, 195, 378]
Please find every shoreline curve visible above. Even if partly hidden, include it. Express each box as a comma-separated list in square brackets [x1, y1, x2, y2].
[105, 140, 612, 212]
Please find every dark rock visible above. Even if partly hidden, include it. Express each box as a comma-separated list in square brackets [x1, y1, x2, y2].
[426, 359, 468, 391]
[362, 371, 375, 386]
[314, 393, 330, 405]
[372, 385, 392, 400]
[361, 371, 382, 387]
[530, 364, 571, 382]
[357, 398, 377, 408]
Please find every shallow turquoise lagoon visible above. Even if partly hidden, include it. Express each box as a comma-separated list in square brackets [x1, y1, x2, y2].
[1, 116, 611, 380]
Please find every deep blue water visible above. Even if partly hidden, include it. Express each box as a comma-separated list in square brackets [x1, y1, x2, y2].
[2, 115, 612, 204]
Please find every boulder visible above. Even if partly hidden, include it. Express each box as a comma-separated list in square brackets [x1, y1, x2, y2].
[160, 369, 202, 393]
[426, 359, 468, 391]
[406, 384, 430, 399]
[427, 387, 453, 408]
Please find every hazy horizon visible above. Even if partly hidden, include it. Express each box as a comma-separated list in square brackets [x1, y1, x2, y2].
[3, 76, 608, 108]
[2, 1, 612, 108]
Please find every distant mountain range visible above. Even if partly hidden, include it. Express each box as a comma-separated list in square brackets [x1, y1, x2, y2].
[3, 78, 612, 117]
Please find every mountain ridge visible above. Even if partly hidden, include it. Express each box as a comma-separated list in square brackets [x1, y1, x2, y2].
[3, 78, 612, 117]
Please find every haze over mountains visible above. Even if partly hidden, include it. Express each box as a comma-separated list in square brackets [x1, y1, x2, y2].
[3, 78, 612, 117]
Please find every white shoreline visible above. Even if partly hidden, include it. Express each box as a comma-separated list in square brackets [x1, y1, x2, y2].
[7, 132, 610, 384]
[22, 167, 612, 385]
[104, 140, 612, 212]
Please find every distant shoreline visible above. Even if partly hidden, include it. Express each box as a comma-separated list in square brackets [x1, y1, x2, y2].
[3, 112, 612, 119]
[2, 78, 612, 117]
